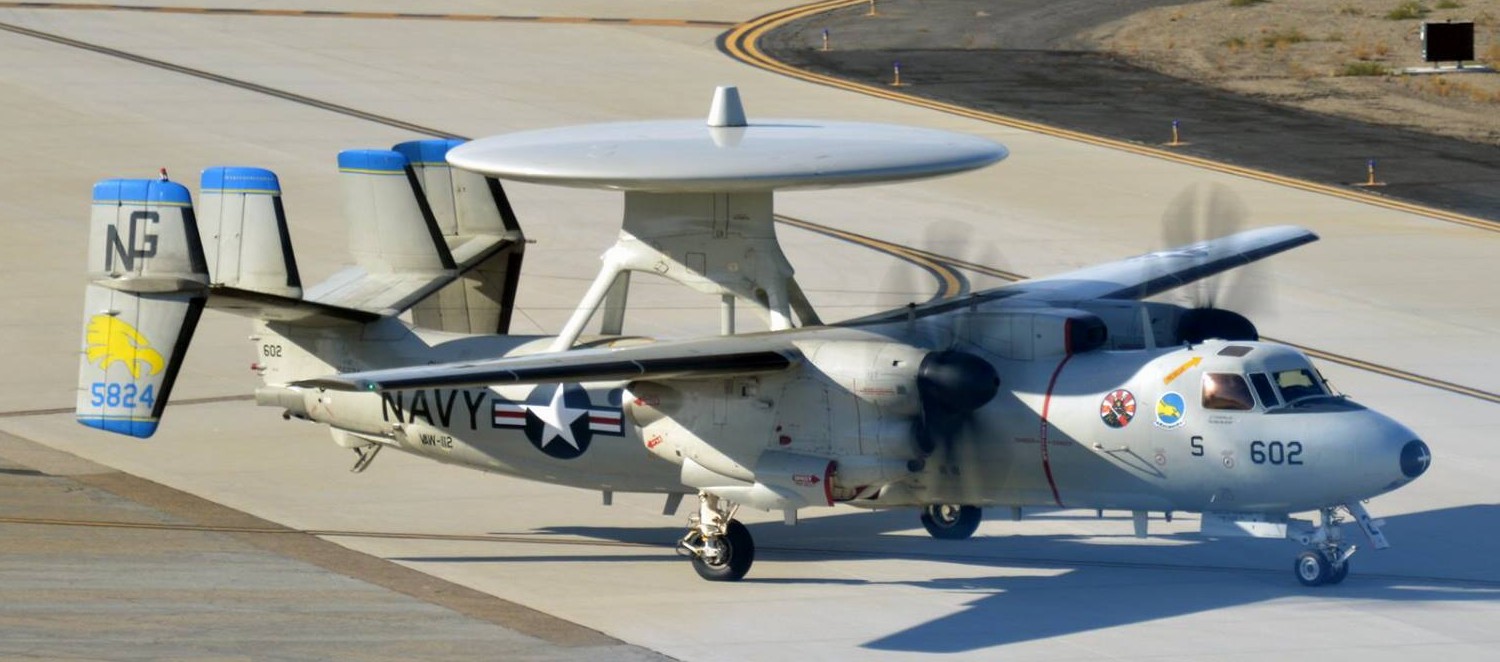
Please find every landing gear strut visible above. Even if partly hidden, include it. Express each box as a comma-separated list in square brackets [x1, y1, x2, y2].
[349, 444, 382, 473]
[1291, 502, 1386, 586]
[677, 492, 755, 581]
[920, 504, 982, 540]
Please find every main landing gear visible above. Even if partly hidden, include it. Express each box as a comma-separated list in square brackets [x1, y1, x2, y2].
[677, 492, 755, 581]
[920, 504, 982, 540]
[1291, 501, 1388, 587]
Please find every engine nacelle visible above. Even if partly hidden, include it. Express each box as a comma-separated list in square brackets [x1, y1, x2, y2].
[626, 380, 758, 481]
[957, 308, 1108, 359]
[802, 340, 927, 415]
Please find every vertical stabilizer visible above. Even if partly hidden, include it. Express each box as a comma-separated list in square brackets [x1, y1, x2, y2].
[77, 179, 208, 438]
[337, 149, 454, 274]
[395, 139, 527, 334]
[198, 167, 301, 298]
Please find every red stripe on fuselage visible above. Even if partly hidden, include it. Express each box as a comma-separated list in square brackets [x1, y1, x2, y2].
[1039, 353, 1074, 507]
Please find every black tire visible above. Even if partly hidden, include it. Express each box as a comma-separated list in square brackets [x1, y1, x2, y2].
[690, 520, 755, 581]
[1295, 550, 1330, 587]
[1327, 558, 1350, 585]
[920, 504, 982, 540]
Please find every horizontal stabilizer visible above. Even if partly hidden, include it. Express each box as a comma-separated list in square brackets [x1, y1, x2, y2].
[296, 336, 800, 392]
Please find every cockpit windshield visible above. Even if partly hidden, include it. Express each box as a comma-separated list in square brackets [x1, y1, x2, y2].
[1202, 373, 1255, 410]
[1274, 368, 1328, 402]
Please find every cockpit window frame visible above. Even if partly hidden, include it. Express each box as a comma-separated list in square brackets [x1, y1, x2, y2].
[1273, 368, 1329, 403]
[1249, 372, 1280, 409]
[1202, 372, 1256, 411]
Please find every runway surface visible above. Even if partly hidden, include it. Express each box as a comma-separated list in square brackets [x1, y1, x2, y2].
[0, 1, 1497, 659]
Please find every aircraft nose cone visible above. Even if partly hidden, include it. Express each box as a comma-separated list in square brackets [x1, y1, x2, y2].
[1400, 439, 1432, 479]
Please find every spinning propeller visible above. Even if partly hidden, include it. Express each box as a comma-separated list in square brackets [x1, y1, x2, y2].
[1161, 183, 1264, 343]
[871, 222, 1005, 483]
[877, 220, 1005, 310]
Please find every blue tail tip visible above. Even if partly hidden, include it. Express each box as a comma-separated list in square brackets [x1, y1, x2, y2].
[92, 179, 192, 207]
[77, 416, 158, 439]
[201, 166, 281, 195]
[393, 139, 467, 167]
[338, 149, 408, 173]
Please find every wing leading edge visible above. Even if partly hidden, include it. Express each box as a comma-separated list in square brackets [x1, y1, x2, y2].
[1000, 225, 1318, 303]
[295, 335, 800, 392]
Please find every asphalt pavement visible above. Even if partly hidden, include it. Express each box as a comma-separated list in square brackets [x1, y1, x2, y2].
[759, 0, 1500, 220]
[0, 432, 666, 661]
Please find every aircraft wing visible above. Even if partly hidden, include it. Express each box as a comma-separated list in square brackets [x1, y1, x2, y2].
[295, 335, 800, 392]
[1000, 225, 1317, 302]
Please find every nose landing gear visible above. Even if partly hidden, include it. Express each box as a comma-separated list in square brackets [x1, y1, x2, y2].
[1290, 501, 1387, 586]
[676, 492, 755, 581]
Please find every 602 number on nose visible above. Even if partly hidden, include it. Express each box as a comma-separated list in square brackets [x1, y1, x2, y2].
[1250, 440, 1303, 465]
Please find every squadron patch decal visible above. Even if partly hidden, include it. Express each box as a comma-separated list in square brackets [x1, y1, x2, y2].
[1155, 392, 1186, 429]
[1099, 389, 1136, 429]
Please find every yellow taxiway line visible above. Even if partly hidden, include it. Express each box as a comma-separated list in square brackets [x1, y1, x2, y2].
[723, 0, 1498, 234]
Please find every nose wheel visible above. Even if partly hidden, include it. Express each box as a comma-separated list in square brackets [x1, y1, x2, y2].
[1291, 502, 1382, 586]
[676, 492, 755, 581]
[1294, 549, 1350, 587]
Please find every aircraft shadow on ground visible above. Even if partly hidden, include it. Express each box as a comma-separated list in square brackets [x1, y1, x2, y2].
[394, 503, 1500, 653]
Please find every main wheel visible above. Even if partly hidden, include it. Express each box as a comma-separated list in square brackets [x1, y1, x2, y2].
[1294, 550, 1331, 586]
[690, 519, 755, 581]
[920, 504, 982, 540]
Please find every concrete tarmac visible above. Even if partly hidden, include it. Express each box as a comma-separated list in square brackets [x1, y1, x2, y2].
[0, 1, 1497, 660]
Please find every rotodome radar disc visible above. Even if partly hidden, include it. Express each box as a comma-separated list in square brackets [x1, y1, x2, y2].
[447, 86, 1007, 193]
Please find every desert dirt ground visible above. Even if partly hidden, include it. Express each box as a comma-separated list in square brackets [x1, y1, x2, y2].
[1085, 0, 1500, 145]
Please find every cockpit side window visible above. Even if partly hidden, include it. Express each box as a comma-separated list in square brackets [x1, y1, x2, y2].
[1275, 368, 1328, 402]
[1249, 372, 1280, 408]
[1202, 373, 1255, 411]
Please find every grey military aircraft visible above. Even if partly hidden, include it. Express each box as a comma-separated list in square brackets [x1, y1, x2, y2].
[77, 87, 1429, 585]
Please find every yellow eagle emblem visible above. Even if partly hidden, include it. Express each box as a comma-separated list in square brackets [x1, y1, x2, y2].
[1156, 400, 1182, 419]
[85, 314, 165, 379]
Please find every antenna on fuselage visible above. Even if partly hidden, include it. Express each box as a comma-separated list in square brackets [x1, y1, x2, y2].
[446, 86, 1007, 350]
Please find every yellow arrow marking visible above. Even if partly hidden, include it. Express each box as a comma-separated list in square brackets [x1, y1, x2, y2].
[1163, 356, 1202, 385]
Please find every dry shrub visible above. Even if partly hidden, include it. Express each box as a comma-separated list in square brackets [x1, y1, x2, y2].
[1288, 61, 1319, 80]
[1261, 27, 1310, 49]
[1349, 38, 1392, 60]
[1386, 2, 1431, 20]
[1342, 61, 1389, 75]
